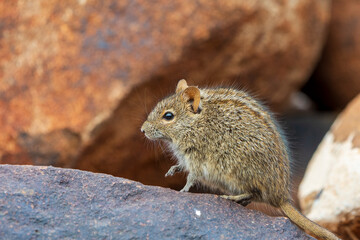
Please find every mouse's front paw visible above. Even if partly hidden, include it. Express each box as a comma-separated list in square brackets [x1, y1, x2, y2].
[165, 165, 181, 177]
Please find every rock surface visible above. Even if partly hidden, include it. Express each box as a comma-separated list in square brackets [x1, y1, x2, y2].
[0, 0, 330, 187]
[306, 0, 360, 109]
[298, 94, 360, 239]
[0, 165, 314, 240]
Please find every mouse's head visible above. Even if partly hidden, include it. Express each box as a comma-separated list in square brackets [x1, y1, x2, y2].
[141, 79, 202, 142]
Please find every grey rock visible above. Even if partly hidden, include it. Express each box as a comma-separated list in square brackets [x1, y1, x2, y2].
[0, 165, 314, 240]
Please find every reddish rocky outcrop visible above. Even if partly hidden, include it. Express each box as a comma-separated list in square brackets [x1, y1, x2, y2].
[306, 0, 360, 109]
[0, 1, 330, 188]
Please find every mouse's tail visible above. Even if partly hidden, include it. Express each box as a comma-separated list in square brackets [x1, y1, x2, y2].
[280, 201, 340, 240]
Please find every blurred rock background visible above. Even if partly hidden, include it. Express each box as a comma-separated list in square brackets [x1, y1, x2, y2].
[0, 0, 359, 239]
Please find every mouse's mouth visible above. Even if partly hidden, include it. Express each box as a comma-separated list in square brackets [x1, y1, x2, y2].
[144, 132, 157, 140]
[144, 129, 170, 142]
[146, 135, 172, 143]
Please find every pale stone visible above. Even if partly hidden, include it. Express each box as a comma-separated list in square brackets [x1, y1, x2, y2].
[298, 95, 360, 238]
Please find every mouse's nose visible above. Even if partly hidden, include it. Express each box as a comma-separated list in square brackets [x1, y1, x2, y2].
[140, 124, 145, 133]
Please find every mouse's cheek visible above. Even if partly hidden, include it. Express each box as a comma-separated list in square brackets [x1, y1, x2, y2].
[146, 128, 167, 141]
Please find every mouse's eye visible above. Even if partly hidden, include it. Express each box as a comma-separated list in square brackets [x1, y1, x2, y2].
[162, 111, 174, 121]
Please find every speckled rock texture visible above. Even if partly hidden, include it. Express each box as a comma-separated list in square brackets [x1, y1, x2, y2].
[307, 0, 360, 109]
[298, 94, 360, 239]
[0, 0, 330, 187]
[0, 165, 314, 240]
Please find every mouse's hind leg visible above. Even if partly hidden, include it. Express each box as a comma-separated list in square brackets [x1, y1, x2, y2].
[221, 193, 253, 207]
[180, 173, 196, 192]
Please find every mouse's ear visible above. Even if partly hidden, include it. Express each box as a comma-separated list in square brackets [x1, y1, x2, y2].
[183, 86, 201, 113]
[176, 79, 188, 93]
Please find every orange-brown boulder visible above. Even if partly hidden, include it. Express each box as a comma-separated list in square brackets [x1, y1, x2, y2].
[0, 0, 330, 188]
[306, 0, 360, 109]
